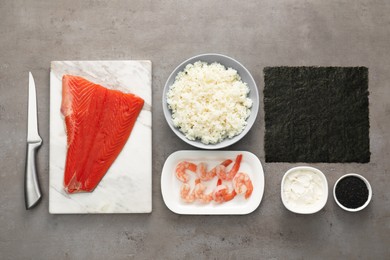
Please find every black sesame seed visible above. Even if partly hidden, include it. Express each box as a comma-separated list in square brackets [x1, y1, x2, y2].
[335, 176, 369, 209]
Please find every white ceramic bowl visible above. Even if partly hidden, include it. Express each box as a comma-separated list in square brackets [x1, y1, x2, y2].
[333, 173, 372, 212]
[162, 53, 259, 149]
[281, 166, 328, 214]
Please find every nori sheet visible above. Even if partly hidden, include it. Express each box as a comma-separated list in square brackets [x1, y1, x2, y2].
[263, 67, 370, 163]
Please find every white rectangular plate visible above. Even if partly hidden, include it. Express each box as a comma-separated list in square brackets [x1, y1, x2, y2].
[49, 60, 152, 214]
[161, 150, 265, 215]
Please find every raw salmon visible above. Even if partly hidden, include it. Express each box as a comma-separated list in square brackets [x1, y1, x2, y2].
[61, 75, 144, 193]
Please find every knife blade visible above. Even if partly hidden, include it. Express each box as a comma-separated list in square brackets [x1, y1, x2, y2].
[25, 72, 42, 209]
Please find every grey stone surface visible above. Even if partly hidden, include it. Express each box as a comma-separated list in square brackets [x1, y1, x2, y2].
[1, 0, 389, 259]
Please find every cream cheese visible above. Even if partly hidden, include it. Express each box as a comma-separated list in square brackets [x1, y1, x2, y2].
[283, 169, 324, 209]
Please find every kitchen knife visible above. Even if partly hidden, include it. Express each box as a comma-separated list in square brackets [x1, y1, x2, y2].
[25, 72, 42, 209]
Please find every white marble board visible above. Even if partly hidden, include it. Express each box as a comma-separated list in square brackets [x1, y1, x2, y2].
[49, 61, 152, 214]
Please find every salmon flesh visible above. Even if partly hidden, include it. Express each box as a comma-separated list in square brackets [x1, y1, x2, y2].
[61, 75, 144, 193]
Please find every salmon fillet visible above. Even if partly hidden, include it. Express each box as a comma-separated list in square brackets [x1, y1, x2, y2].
[61, 75, 144, 193]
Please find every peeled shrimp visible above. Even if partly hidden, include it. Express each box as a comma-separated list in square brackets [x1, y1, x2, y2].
[233, 172, 253, 199]
[194, 179, 213, 203]
[175, 161, 197, 183]
[180, 183, 196, 203]
[197, 159, 233, 181]
[176, 155, 252, 204]
[216, 154, 242, 181]
[213, 184, 236, 203]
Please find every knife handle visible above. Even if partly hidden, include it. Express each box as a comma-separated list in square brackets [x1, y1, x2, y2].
[25, 142, 42, 209]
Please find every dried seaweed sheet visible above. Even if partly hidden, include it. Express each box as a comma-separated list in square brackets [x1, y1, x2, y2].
[264, 67, 370, 163]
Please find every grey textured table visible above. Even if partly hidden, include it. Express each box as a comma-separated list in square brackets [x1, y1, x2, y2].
[1, 0, 389, 259]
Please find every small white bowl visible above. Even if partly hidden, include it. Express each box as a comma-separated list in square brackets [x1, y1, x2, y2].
[333, 173, 372, 212]
[281, 166, 328, 214]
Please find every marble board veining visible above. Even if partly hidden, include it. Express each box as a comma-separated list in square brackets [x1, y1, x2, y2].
[49, 61, 152, 214]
